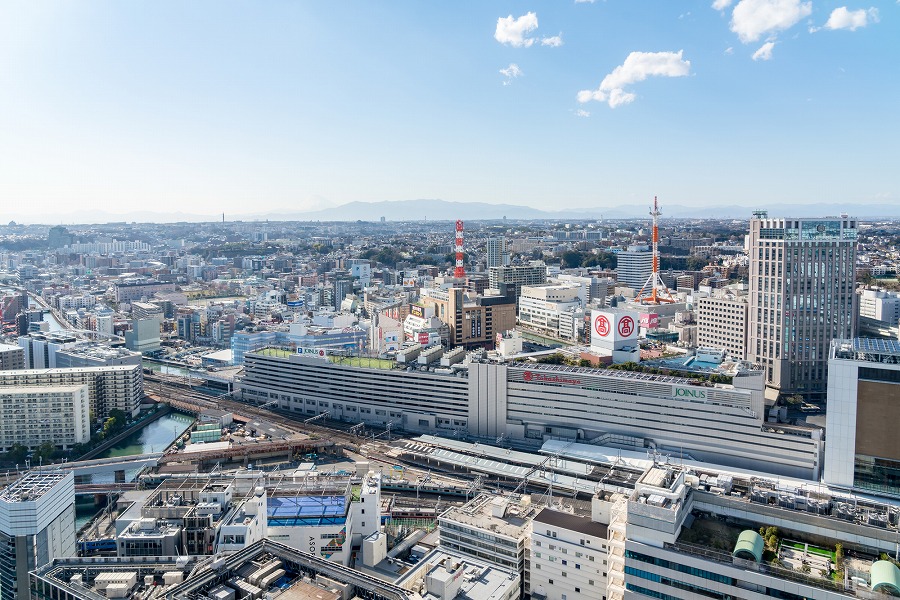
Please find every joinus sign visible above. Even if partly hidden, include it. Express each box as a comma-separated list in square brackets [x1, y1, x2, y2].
[672, 386, 707, 400]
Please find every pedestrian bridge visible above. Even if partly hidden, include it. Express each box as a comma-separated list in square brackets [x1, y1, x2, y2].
[57, 453, 164, 477]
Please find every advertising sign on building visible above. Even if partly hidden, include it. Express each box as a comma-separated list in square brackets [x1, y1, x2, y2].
[410, 304, 425, 319]
[418, 332, 430, 346]
[591, 309, 639, 349]
[639, 313, 659, 329]
[297, 347, 328, 359]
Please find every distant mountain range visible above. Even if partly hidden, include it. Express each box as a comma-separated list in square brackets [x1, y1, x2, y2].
[13, 199, 900, 225]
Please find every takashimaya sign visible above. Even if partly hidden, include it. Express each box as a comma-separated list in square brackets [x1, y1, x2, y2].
[523, 370, 582, 386]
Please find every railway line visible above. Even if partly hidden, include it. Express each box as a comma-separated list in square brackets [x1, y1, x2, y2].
[144, 372, 575, 498]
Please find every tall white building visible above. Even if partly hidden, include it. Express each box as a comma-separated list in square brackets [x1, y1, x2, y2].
[0, 472, 76, 600]
[0, 385, 90, 452]
[696, 294, 748, 360]
[486, 237, 510, 269]
[747, 214, 857, 399]
[615, 248, 653, 290]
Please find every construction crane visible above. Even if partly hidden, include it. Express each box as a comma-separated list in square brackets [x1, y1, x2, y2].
[636, 196, 675, 305]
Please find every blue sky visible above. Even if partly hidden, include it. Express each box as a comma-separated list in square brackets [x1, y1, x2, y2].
[0, 1, 897, 220]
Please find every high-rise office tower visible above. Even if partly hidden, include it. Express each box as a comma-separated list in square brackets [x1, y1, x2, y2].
[485, 237, 510, 269]
[0, 472, 76, 600]
[615, 246, 653, 290]
[747, 213, 857, 399]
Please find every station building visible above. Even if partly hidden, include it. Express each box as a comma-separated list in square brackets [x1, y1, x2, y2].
[239, 351, 823, 480]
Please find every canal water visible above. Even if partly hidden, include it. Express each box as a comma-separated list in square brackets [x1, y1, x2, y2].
[74, 411, 195, 530]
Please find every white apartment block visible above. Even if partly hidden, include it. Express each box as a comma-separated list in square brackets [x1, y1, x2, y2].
[0, 364, 143, 420]
[518, 285, 583, 338]
[696, 295, 748, 359]
[530, 507, 609, 600]
[0, 385, 90, 452]
[57, 294, 96, 311]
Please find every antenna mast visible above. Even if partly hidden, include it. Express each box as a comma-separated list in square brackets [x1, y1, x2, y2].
[636, 196, 675, 304]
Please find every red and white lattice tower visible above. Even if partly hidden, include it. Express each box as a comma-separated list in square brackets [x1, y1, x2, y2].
[454, 220, 466, 278]
[637, 196, 675, 304]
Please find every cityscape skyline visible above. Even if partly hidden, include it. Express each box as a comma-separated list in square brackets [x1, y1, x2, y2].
[2, 1, 897, 222]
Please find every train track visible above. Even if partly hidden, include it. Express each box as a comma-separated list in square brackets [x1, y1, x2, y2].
[145, 374, 404, 459]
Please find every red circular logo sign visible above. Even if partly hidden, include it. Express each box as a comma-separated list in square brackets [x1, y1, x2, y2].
[524, 371, 533, 381]
[594, 315, 610, 337]
[618, 316, 635, 337]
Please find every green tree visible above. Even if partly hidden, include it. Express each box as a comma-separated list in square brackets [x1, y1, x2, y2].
[108, 408, 129, 427]
[101, 417, 118, 439]
[5, 443, 28, 464]
[32, 441, 56, 463]
[561, 251, 584, 269]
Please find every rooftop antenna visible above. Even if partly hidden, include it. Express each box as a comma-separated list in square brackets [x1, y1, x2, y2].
[636, 196, 675, 305]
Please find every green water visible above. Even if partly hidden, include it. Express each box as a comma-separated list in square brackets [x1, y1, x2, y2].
[100, 411, 195, 458]
[75, 411, 196, 530]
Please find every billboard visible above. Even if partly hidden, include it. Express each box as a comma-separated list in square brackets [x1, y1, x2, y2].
[591, 309, 638, 348]
[418, 332, 431, 346]
[639, 313, 659, 329]
[297, 347, 328, 359]
[410, 304, 425, 319]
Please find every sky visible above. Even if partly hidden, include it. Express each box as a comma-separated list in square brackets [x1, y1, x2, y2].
[0, 0, 898, 221]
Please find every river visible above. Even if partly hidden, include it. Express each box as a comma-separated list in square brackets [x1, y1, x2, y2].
[74, 411, 195, 530]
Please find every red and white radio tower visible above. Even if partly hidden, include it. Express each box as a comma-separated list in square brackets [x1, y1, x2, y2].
[454, 220, 466, 278]
[637, 196, 675, 304]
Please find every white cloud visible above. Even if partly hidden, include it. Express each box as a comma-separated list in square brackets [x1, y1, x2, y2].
[499, 63, 522, 85]
[577, 50, 691, 108]
[575, 0, 596, 3]
[752, 40, 776, 60]
[824, 7, 879, 31]
[730, 0, 812, 43]
[495, 12, 539, 47]
[575, 109, 591, 118]
[712, 0, 733, 9]
[541, 35, 563, 47]
[724, 46, 734, 54]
